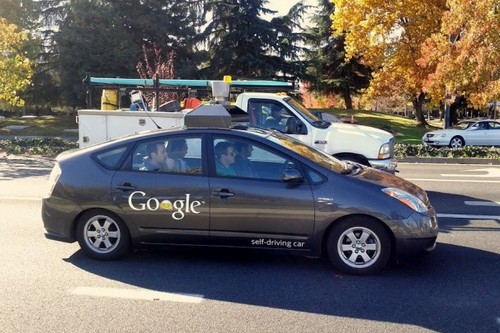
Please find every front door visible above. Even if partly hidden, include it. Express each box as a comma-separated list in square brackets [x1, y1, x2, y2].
[208, 135, 315, 252]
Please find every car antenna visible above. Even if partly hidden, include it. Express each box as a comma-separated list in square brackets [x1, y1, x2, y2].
[130, 89, 162, 129]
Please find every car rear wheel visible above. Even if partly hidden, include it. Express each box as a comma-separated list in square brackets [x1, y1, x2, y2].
[449, 136, 465, 148]
[326, 217, 391, 275]
[76, 210, 131, 260]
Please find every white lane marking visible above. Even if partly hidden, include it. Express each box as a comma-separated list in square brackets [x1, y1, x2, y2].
[464, 201, 500, 207]
[438, 213, 500, 220]
[441, 168, 500, 178]
[72, 287, 204, 303]
[406, 178, 500, 183]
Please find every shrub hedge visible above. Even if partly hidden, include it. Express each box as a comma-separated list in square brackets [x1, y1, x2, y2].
[0, 138, 78, 156]
[0, 138, 499, 160]
[395, 144, 500, 159]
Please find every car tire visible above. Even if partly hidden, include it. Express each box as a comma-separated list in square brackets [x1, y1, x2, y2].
[449, 136, 465, 148]
[326, 217, 391, 275]
[76, 210, 131, 260]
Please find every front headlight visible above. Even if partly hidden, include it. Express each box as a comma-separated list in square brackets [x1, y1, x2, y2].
[378, 143, 390, 159]
[382, 187, 427, 213]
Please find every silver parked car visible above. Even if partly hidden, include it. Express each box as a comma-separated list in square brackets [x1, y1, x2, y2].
[422, 119, 500, 148]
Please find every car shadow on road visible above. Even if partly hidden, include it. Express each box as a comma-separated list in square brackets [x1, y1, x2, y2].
[427, 190, 500, 232]
[66, 242, 499, 333]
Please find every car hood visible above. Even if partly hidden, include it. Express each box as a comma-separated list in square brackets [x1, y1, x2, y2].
[329, 122, 394, 142]
[425, 128, 463, 136]
[354, 166, 430, 206]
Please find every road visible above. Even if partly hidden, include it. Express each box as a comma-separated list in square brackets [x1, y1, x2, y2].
[0, 156, 498, 333]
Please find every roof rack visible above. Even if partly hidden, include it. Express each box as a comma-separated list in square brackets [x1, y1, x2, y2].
[83, 75, 295, 110]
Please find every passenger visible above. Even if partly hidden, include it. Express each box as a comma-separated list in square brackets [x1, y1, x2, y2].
[214, 142, 237, 176]
[166, 139, 190, 173]
[141, 142, 172, 171]
[233, 141, 257, 177]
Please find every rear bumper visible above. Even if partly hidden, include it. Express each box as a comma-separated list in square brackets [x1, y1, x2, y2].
[41, 197, 79, 243]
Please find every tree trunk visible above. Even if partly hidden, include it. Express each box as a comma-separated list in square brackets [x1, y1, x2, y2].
[343, 87, 353, 110]
[413, 92, 428, 127]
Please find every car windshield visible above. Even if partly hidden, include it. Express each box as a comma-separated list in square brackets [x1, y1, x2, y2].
[262, 130, 345, 173]
[453, 121, 476, 130]
[285, 97, 331, 128]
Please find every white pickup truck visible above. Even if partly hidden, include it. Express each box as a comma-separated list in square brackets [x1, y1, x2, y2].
[78, 92, 396, 173]
[233, 93, 396, 172]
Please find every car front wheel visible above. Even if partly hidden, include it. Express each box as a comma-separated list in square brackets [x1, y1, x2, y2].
[449, 136, 465, 148]
[76, 210, 131, 260]
[327, 217, 391, 275]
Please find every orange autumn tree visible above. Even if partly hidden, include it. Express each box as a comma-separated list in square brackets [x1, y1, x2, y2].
[419, 0, 500, 109]
[331, 0, 448, 126]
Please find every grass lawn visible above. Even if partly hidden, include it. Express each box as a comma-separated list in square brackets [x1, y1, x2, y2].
[324, 109, 443, 144]
[0, 115, 78, 137]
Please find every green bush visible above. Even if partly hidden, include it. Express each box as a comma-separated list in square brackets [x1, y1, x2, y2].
[395, 144, 500, 159]
[0, 138, 78, 156]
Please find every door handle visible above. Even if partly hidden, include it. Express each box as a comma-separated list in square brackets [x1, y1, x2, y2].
[115, 183, 136, 191]
[212, 189, 235, 198]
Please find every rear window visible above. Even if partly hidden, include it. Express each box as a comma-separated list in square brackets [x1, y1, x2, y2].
[93, 146, 128, 169]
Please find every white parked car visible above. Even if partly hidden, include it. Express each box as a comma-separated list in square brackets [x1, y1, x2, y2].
[422, 119, 500, 148]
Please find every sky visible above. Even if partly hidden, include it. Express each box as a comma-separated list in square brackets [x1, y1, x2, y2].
[266, 0, 317, 16]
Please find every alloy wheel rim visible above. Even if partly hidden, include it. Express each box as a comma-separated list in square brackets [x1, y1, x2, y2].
[83, 215, 121, 253]
[337, 226, 381, 268]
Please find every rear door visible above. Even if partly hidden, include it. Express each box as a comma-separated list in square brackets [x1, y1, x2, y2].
[110, 134, 210, 244]
[207, 134, 315, 252]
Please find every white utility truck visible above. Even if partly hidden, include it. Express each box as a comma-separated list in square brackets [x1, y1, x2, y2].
[78, 77, 397, 172]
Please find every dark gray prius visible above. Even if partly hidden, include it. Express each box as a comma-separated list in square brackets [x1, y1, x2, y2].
[42, 126, 438, 275]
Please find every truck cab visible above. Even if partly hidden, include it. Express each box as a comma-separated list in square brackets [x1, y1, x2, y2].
[236, 93, 397, 173]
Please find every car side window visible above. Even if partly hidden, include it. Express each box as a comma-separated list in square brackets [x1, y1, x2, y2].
[131, 136, 202, 174]
[247, 99, 295, 132]
[212, 135, 299, 181]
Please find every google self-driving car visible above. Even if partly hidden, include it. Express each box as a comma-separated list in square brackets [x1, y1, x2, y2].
[42, 107, 438, 275]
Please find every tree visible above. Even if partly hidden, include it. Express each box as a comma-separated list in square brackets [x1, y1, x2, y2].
[306, 0, 371, 110]
[332, 0, 448, 126]
[0, 18, 33, 107]
[269, 1, 311, 81]
[0, 1, 62, 109]
[418, 0, 500, 109]
[202, 0, 278, 78]
[54, 0, 205, 107]
[202, 0, 309, 80]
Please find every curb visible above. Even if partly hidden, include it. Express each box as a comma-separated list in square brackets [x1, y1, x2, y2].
[398, 157, 500, 165]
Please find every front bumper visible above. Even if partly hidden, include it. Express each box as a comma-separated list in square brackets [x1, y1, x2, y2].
[393, 207, 439, 255]
[368, 158, 398, 174]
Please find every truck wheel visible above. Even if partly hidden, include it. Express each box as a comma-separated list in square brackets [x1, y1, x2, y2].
[326, 217, 391, 275]
[76, 210, 131, 260]
[334, 154, 369, 167]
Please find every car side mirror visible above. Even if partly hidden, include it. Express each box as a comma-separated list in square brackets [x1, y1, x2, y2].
[283, 168, 304, 184]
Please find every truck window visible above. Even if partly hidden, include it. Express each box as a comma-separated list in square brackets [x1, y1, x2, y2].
[247, 99, 293, 132]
